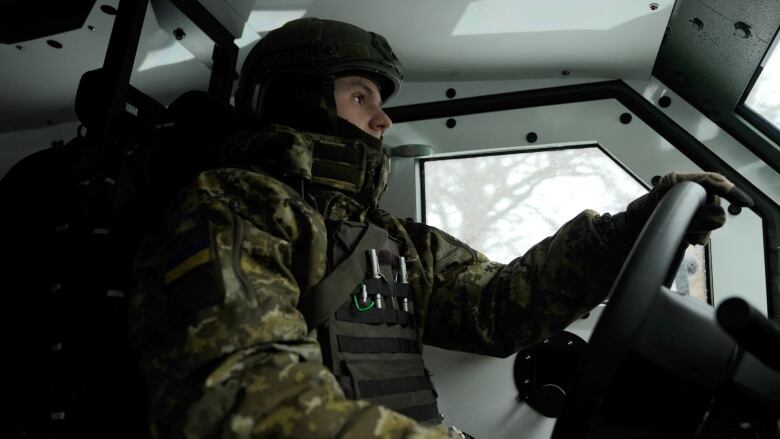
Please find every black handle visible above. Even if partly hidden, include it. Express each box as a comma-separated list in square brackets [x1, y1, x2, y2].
[717, 297, 780, 373]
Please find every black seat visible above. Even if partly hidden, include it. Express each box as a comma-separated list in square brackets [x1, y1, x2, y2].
[1, 68, 167, 439]
[147, 89, 240, 215]
[75, 67, 166, 147]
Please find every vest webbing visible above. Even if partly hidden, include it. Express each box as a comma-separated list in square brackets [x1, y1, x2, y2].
[300, 220, 441, 425]
[299, 223, 387, 330]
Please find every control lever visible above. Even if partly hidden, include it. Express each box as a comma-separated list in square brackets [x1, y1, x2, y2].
[716, 297, 780, 373]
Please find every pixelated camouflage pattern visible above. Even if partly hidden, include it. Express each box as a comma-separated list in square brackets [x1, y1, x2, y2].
[128, 124, 630, 437]
[369, 209, 627, 354]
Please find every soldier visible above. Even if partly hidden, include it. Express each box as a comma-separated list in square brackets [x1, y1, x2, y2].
[127, 17, 745, 438]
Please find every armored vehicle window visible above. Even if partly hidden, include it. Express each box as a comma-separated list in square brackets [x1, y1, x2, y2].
[422, 145, 711, 303]
[742, 32, 780, 140]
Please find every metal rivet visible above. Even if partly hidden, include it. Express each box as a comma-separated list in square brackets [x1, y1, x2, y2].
[100, 4, 117, 15]
[733, 22, 751, 39]
[173, 28, 186, 40]
[446, 118, 456, 129]
[620, 113, 633, 124]
[561, 70, 570, 76]
[649, 3, 659, 11]
[728, 204, 742, 215]
[446, 88, 456, 99]
[659, 96, 672, 108]
[526, 132, 538, 143]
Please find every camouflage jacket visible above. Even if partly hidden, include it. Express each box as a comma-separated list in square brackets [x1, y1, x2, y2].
[128, 124, 630, 438]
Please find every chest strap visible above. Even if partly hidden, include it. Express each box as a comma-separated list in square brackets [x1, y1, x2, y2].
[299, 223, 388, 330]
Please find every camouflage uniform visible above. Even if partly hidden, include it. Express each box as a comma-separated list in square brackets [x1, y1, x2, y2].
[128, 122, 630, 438]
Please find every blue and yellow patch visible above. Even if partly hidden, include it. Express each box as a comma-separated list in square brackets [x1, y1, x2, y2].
[164, 224, 212, 285]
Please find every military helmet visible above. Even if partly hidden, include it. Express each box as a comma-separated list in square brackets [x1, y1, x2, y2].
[235, 17, 404, 118]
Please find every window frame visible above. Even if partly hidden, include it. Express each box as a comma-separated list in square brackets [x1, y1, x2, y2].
[735, 26, 780, 146]
[419, 142, 714, 304]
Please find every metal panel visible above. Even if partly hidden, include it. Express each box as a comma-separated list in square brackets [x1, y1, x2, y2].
[380, 78, 770, 437]
[653, 0, 780, 171]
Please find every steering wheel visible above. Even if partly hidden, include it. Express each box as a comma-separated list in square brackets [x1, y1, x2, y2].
[550, 181, 735, 438]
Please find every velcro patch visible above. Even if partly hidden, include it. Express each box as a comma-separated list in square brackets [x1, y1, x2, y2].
[164, 224, 212, 285]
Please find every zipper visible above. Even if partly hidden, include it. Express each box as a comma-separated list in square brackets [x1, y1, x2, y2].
[229, 200, 257, 306]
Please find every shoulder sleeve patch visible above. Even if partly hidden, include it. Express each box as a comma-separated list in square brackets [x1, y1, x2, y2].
[164, 224, 212, 285]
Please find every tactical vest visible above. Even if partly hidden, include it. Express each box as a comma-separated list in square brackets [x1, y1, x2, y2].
[299, 220, 442, 424]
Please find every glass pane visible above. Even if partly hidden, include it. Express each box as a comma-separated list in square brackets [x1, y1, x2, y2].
[745, 41, 780, 131]
[671, 245, 708, 303]
[423, 146, 710, 303]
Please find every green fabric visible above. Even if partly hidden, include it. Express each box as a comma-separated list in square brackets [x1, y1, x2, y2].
[128, 124, 630, 437]
[299, 222, 387, 329]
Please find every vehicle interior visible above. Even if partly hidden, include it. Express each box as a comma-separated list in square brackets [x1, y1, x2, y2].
[1, 0, 779, 438]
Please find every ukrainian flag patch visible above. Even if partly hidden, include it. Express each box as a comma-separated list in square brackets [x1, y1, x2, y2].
[164, 224, 212, 285]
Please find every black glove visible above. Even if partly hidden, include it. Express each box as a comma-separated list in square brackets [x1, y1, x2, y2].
[625, 172, 753, 245]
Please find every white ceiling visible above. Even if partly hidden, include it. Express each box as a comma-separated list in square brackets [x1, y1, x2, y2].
[0, 0, 675, 133]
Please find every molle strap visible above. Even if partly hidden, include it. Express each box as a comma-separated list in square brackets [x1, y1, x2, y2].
[363, 278, 411, 298]
[359, 375, 434, 398]
[310, 135, 367, 193]
[299, 223, 387, 329]
[321, 75, 338, 135]
[338, 335, 420, 354]
[336, 300, 414, 326]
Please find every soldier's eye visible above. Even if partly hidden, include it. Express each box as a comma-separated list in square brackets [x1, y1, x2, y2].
[352, 94, 364, 105]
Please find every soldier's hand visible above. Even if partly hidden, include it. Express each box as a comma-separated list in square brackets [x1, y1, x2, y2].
[625, 172, 753, 245]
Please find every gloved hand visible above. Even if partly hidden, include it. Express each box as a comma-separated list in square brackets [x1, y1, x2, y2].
[625, 172, 753, 245]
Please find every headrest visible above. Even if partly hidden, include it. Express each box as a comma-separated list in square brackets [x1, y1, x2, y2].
[162, 90, 237, 129]
[75, 68, 165, 131]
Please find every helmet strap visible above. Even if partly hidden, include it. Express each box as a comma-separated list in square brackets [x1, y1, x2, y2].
[251, 82, 264, 121]
[321, 75, 339, 133]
